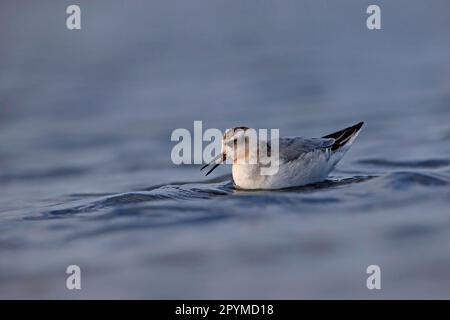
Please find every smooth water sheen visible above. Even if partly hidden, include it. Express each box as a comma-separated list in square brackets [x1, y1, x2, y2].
[0, 1, 450, 298]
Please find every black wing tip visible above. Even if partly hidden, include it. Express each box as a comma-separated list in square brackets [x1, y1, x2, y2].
[322, 121, 365, 151]
[354, 121, 364, 130]
[323, 121, 365, 138]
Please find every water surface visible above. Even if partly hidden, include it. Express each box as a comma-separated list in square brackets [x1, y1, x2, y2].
[1, 0, 450, 298]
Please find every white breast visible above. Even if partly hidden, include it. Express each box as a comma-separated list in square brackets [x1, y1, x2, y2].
[232, 164, 266, 189]
[232, 149, 337, 190]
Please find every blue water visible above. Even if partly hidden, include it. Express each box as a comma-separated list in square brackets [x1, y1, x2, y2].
[1, 0, 450, 298]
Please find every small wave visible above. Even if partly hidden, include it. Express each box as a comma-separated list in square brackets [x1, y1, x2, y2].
[0, 166, 89, 183]
[26, 174, 379, 220]
[379, 171, 449, 190]
[358, 158, 450, 169]
[28, 180, 234, 219]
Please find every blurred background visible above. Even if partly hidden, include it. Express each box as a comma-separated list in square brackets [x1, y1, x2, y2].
[0, 0, 449, 298]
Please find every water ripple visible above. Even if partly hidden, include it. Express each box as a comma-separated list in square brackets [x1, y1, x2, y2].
[358, 158, 450, 169]
[380, 171, 449, 190]
[24, 170, 449, 223]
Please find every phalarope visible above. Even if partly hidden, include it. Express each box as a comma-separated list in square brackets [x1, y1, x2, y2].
[201, 122, 364, 190]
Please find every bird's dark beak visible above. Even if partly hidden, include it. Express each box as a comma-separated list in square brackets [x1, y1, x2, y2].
[200, 153, 226, 176]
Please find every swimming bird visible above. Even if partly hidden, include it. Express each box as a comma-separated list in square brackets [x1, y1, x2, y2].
[201, 122, 364, 189]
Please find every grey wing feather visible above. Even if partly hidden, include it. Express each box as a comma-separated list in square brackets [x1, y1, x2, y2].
[276, 137, 335, 162]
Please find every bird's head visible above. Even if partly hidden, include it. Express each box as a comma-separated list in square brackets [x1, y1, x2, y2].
[201, 126, 251, 176]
